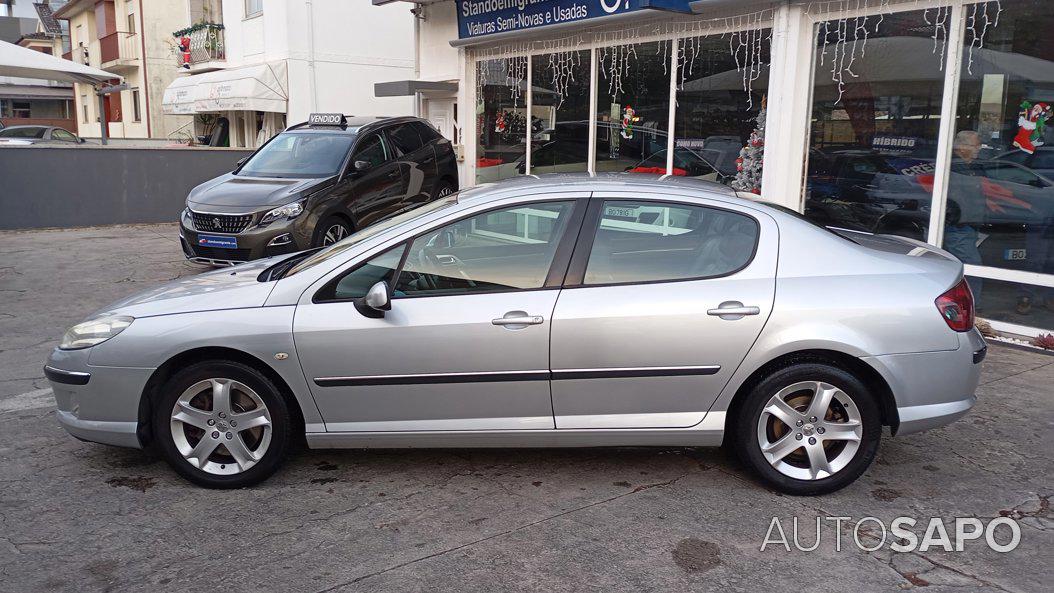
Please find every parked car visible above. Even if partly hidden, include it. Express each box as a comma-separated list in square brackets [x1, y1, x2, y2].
[45, 174, 983, 494]
[179, 114, 458, 265]
[996, 146, 1054, 179]
[0, 125, 85, 145]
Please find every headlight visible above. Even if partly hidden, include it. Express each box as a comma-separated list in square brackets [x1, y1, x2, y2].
[260, 200, 305, 225]
[59, 315, 134, 350]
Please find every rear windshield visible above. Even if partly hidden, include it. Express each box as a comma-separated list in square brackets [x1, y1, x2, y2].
[0, 127, 46, 139]
[238, 131, 354, 178]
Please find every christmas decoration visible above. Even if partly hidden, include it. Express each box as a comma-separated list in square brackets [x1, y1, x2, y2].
[1013, 101, 1051, 154]
[620, 105, 635, 139]
[494, 111, 507, 134]
[731, 97, 766, 194]
[179, 36, 191, 69]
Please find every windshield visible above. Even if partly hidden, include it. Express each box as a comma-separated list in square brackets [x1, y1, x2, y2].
[284, 194, 460, 277]
[0, 127, 46, 139]
[238, 131, 355, 178]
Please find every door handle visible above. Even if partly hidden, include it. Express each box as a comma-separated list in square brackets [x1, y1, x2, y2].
[492, 313, 544, 327]
[707, 301, 760, 320]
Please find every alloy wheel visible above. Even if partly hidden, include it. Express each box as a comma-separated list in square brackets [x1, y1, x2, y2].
[170, 378, 273, 475]
[322, 223, 349, 245]
[437, 186, 453, 198]
[756, 381, 863, 481]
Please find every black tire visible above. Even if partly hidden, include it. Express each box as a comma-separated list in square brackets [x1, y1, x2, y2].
[432, 181, 456, 200]
[313, 215, 353, 247]
[153, 360, 291, 489]
[733, 363, 881, 496]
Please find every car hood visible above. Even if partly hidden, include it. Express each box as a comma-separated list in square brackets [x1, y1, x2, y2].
[96, 258, 281, 319]
[187, 173, 335, 209]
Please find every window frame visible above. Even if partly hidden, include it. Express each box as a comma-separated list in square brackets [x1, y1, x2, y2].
[311, 197, 587, 304]
[563, 197, 761, 289]
[347, 131, 390, 172]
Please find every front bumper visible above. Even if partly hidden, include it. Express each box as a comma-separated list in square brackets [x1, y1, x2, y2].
[45, 347, 154, 449]
[179, 208, 312, 265]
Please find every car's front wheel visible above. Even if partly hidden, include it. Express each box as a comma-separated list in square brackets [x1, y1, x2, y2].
[734, 363, 881, 495]
[314, 216, 352, 247]
[153, 361, 290, 488]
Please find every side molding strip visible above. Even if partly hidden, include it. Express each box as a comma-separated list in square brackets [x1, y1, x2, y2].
[314, 365, 721, 387]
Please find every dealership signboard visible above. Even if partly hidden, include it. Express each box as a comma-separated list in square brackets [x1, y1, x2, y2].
[455, 0, 693, 40]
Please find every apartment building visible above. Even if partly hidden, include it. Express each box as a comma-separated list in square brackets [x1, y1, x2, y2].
[161, 0, 415, 148]
[55, 0, 191, 139]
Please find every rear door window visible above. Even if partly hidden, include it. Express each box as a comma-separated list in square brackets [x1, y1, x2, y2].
[387, 123, 424, 156]
[583, 200, 759, 285]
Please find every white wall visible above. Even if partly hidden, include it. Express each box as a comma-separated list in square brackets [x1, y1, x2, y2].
[220, 0, 415, 124]
[418, 0, 459, 83]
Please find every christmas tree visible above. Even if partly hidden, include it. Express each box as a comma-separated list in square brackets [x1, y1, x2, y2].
[732, 97, 766, 195]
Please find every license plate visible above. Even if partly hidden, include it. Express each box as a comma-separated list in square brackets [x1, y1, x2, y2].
[1004, 248, 1027, 261]
[198, 234, 237, 249]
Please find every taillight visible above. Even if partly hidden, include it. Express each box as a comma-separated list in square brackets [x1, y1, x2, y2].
[935, 278, 975, 332]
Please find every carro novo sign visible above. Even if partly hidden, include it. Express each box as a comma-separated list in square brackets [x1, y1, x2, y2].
[456, 0, 694, 40]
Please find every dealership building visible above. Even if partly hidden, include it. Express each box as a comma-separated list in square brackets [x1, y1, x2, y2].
[373, 0, 1054, 338]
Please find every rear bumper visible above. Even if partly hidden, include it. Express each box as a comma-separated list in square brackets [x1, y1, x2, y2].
[865, 328, 985, 436]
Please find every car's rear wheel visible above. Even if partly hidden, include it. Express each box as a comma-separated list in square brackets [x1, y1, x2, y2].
[433, 182, 455, 200]
[734, 363, 880, 495]
[153, 361, 290, 488]
[315, 216, 352, 247]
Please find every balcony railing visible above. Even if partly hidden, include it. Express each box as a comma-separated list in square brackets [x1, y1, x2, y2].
[174, 23, 225, 68]
[99, 31, 139, 66]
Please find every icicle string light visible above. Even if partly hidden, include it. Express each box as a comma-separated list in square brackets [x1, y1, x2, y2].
[966, 1, 1003, 75]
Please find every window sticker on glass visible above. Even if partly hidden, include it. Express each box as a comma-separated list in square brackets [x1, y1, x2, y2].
[604, 205, 638, 218]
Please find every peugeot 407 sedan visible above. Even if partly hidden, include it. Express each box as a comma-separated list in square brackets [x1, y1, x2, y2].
[45, 174, 984, 495]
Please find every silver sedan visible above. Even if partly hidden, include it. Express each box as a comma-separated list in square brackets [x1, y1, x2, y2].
[44, 174, 985, 494]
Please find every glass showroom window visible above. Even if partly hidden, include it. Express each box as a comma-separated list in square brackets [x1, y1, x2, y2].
[936, 0, 1054, 331]
[803, 10, 948, 239]
[530, 50, 591, 175]
[595, 41, 672, 174]
[476, 57, 528, 184]
[674, 30, 771, 189]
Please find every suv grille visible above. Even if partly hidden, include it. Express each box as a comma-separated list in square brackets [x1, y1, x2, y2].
[191, 211, 254, 234]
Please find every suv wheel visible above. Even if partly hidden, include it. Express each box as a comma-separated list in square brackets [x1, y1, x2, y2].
[153, 361, 290, 488]
[433, 182, 455, 200]
[734, 363, 881, 495]
[315, 216, 352, 247]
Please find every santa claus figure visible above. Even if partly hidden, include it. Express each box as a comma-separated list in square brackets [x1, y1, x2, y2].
[620, 105, 635, 139]
[1012, 101, 1051, 154]
[494, 111, 507, 134]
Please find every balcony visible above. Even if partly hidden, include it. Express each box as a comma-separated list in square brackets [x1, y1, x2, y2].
[174, 23, 225, 73]
[99, 31, 140, 72]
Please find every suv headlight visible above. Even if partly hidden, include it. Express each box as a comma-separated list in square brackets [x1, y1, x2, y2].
[260, 200, 305, 226]
[59, 315, 134, 350]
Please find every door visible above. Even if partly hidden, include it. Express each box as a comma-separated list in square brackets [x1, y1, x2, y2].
[342, 131, 404, 228]
[550, 195, 778, 429]
[386, 122, 435, 205]
[293, 197, 586, 432]
[424, 97, 456, 143]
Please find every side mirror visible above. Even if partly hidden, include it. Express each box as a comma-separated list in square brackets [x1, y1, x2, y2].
[354, 160, 372, 171]
[354, 280, 391, 318]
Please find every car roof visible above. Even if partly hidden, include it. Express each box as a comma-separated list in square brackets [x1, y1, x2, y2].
[285, 115, 428, 135]
[456, 173, 747, 206]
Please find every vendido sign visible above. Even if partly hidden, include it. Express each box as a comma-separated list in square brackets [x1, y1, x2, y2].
[456, 0, 694, 40]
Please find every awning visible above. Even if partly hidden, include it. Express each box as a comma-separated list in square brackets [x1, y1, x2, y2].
[162, 61, 288, 115]
[0, 39, 117, 84]
[375, 79, 457, 97]
[0, 84, 74, 100]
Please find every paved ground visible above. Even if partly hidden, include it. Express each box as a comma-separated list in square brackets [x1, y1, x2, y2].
[0, 224, 1052, 593]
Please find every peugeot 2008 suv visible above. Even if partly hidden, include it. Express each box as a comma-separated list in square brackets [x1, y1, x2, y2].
[180, 114, 459, 265]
